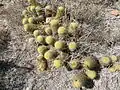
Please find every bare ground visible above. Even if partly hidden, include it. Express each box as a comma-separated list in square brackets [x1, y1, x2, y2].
[0, 0, 120, 90]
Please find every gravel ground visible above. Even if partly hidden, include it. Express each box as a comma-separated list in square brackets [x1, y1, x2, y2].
[0, 0, 120, 90]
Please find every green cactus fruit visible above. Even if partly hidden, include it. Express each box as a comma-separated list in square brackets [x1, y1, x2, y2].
[54, 41, 65, 50]
[28, 17, 35, 24]
[22, 18, 28, 25]
[53, 59, 63, 68]
[37, 59, 47, 71]
[33, 30, 40, 37]
[27, 0, 37, 6]
[55, 6, 65, 19]
[24, 23, 37, 32]
[50, 19, 59, 33]
[68, 22, 78, 33]
[72, 72, 88, 88]
[37, 54, 44, 60]
[22, 10, 29, 17]
[44, 50, 57, 60]
[45, 27, 52, 35]
[58, 26, 67, 35]
[35, 6, 43, 15]
[108, 66, 116, 72]
[37, 45, 47, 54]
[30, 5, 36, 13]
[110, 55, 118, 63]
[83, 56, 98, 70]
[68, 42, 77, 51]
[69, 60, 80, 69]
[45, 5, 53, 17]
[45, 36, 55, 45]
[36, 35, 44, 43]
[100, 56, 112, 67]
[27, 6, 31, 12]
[109, 64, 120, 72]
[36, 15, 45, 23]
[85, 70, 97, 79]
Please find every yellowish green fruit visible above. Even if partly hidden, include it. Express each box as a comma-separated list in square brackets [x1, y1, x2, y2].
[22, 18, 28, 24]
[37, 59, 47, 71]
[109, 64, 120, 72]
[45, 36, 55, 45]
[45, 27, 52, 35]
[50, 19, 59, 32]
[55, 6, 65, 19]
[36, 35, 44, 43]
[30, 5, 36, 13]
[53, 59, 63, 68]
[22, 10, 29, 17]
[68, 22, 78, 33]
[54, 41, 65, 50]
[28, 17, 35, 24]
[37, 54, 44, 60]
[44, 50, 56, 60]
[68, 42, 77, 51]
[33, 30, 40, 37]
[24, 24, 37, 32]
[35, 6, 43, 15]
[108, 67, 116, 72]
[37, 45, 47, 54]
[72, 72, 88, 88]
[69, 60, 80, 69]
[110, 55, 118, 63]
[100, 56, 111, 66]
[83, 56, 98, 69]
[27, 0, 37, 6]
[58, 26, 67, 35]
[45, 5, 52, 17]
[85, 70, 97, 79]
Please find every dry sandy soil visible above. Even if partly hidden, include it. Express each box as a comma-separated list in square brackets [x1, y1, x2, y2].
[0, 0, 120, 90]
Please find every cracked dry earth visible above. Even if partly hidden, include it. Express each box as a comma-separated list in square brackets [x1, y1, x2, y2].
[0, 0, 120, 90]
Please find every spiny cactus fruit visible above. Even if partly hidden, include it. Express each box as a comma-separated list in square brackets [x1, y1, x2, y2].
[27, 0, 37, 6]
[110, 55, 118, 63]
[72, 72, 88, 88]
[28, 17, 35, 24]
[68, 42, 77, 51]
[33, 30, 40, 37]
[69, 60, 80, 69]
[24, 23, 37, 32]
[37, 59, 47, 71]
[37, 54, 44, 60]
[54, 41, 65, 50]
[37, 45, 48, 54]
[45, 5, 53, 17]
[55, 6, 65, 19]
[100, 56, 112, 67]
[44, 50, 57, 60]
[83, 56, 98, 70]
[22, 18, 28, 25]
[53, 59, 63, 68]
[85, 70, 97, 79]
[30, 5, 36, 13]
[50, 19, 59, 32]
[108, 64, 120, 72]
[45, 36, 55, 45]
[45, 27, 52, 35]
[58, 26, 67, 35]
[68, 22, 78, 34]
[22, 10, 29, 17]
[36, 35, 44, 43]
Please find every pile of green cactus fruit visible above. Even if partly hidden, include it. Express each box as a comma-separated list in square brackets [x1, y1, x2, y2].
[22, 0, 120, 89]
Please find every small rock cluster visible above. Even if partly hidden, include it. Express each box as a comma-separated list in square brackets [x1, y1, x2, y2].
[21, 0, 120, 89]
